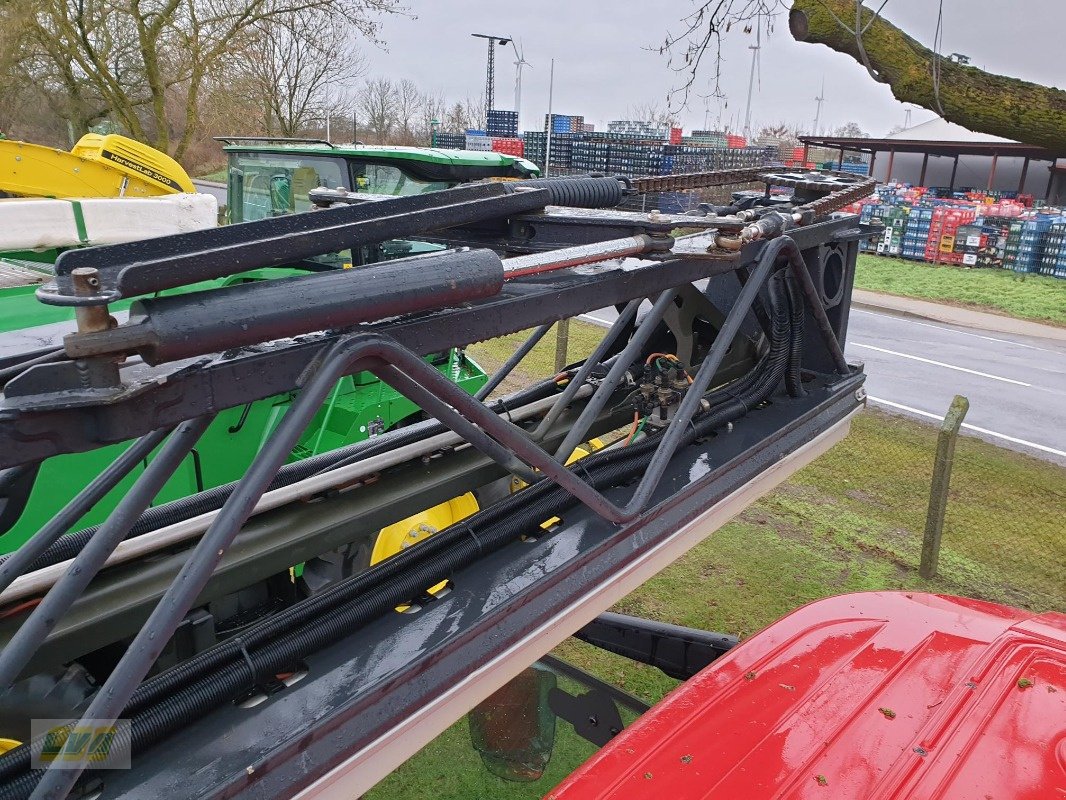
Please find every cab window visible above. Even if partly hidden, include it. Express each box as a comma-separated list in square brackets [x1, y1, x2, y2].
[228, 152, 348, 222]
[351, 163, 448, 196]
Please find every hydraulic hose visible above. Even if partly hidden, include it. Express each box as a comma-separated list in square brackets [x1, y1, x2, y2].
[0, 379, 560, 574]
[785, 275, 807, 398]
[0, 275, 799, 797]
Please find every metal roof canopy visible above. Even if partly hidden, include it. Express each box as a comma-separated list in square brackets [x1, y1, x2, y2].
[799, 135, 1059, 160]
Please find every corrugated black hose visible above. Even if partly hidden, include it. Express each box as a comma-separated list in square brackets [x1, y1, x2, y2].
[785, 274, 807, 398]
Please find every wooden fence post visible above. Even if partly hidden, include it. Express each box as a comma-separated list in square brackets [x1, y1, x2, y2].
[554, 319, 570, 374]
[920, 395, 969, 579]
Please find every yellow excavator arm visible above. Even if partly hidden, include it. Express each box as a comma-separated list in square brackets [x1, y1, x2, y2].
[0, 133, 195, 198]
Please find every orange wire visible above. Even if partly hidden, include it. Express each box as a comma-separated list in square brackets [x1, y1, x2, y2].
[0, 598, 41, 620]
[623, 411, 640, 446]
[645, 352, 678, 366]
[645, 352, 693, 383]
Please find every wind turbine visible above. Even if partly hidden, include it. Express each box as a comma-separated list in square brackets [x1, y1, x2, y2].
[813, 77, 825, 135]
[742, 18, 762, 139]
[511, 38, 531, 130]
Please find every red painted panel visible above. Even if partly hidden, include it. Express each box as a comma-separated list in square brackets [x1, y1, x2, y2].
[548, 593, 1065, 800]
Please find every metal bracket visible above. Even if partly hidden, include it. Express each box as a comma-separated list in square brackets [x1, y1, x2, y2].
[575, 612, 738, 681]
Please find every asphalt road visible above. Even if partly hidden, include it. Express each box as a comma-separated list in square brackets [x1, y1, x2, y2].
[192, 179, 227, 204]
[578, 303, 1066, 466]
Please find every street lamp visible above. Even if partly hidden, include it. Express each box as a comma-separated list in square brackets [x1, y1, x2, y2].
[471, 33, 511, 129]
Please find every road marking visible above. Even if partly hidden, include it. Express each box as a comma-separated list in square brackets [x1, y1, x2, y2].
[851, 342, 1031, 386]
[868, 396, 1066, 459]
[853, 308, 1064, 355]
[578, 313, 613, 327]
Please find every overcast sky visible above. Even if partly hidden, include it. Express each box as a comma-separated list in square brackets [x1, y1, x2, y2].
[360, 0, 1064, 137]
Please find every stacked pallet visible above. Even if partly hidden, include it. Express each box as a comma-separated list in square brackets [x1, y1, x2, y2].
[1004, 216, 1064, 273]
[925, 207, 977, 265]
[490, 138, 524, 157]
[486, 110, 519, 138]
[1039, 222, 1066, 278]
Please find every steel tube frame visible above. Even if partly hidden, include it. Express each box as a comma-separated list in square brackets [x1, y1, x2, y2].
[0, 427, 171, 596]
[551, 290, 676, 461]
[0, 388, 595, 606]
[0, 417, 212, 694]
[531, 299, 641, 441]
[32, 236, 850, 794]
[378, 364, 539, 484]
[473, 323, 552, 401]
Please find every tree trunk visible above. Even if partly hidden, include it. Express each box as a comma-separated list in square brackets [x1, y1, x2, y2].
[789, 0, 1066, 152]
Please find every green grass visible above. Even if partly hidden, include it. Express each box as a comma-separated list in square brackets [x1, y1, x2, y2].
[854, 253, 1066, 325]
[195, 168, 227, 182]
[366, 324, 1064, 798]
[466, 321, 609, 397]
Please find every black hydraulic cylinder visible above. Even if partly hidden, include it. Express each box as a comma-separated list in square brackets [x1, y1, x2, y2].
[43, 182, 548, 305]
[68, 248, 504, 365]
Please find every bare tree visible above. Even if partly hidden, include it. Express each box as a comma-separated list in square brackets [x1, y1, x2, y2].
[17, 0, 400, 160]
[394, 78, 422, 145]
[416, 89, 448, 144]
[625, 101, 678, 128]
[243, 12, 366, 138]
[357, 77, 398, 143]
[833, 121, 868, 138]
[463, 95, 487, 131]
[440, 96, 485, 135]
[657, 0, 778, 110]
[757, 122, 800, 145]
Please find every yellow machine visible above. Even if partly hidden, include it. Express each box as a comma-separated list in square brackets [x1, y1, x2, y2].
[0, 133, 194, 199]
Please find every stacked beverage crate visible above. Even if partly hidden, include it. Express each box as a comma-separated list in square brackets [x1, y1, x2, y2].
[545, 114, 573, 134]
[1003, 215, 1063, 273]
[838, 161, 871, 176]
[522, 131, 547, 167]
[464, 133, 492, 151]
[900, 206, 932, 260]
[547, 133, 575, 170]
[490, 137, 524, 157]
[1038, 222, 1066, 278]
[952, 223, 988, 266]
[924, 207, 977, 264]
[570, 140, 610, 173]
[435, 132, 465, 149]
[687, 131, 727, 147]
[606, 120, 670, 138]
[607, 141, 666, 174]
[876, 205, 910, 256]
[974, 216, 1013, 268]
[486, 109, 519, 138]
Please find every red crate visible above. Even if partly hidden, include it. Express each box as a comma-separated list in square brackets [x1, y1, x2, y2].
[491, 138, 524, 157]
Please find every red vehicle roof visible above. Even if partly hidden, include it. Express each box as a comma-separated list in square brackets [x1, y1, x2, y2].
[549, 592, 1066, 800]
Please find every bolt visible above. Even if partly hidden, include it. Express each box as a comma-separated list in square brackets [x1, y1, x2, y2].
[71, 268, 112, 335]
[855, 387, 868, 403]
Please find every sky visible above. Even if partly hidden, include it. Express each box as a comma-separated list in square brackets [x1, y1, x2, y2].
[357, 0, 1065, 138]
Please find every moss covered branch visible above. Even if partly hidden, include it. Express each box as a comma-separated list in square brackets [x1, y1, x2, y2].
[789, 0, 1066, 152]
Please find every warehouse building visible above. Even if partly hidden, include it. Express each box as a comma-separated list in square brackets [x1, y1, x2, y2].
[801, 118, 1066, 203]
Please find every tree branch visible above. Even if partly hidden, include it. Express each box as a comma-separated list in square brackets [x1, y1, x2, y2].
[790, 0, 1066, 151]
